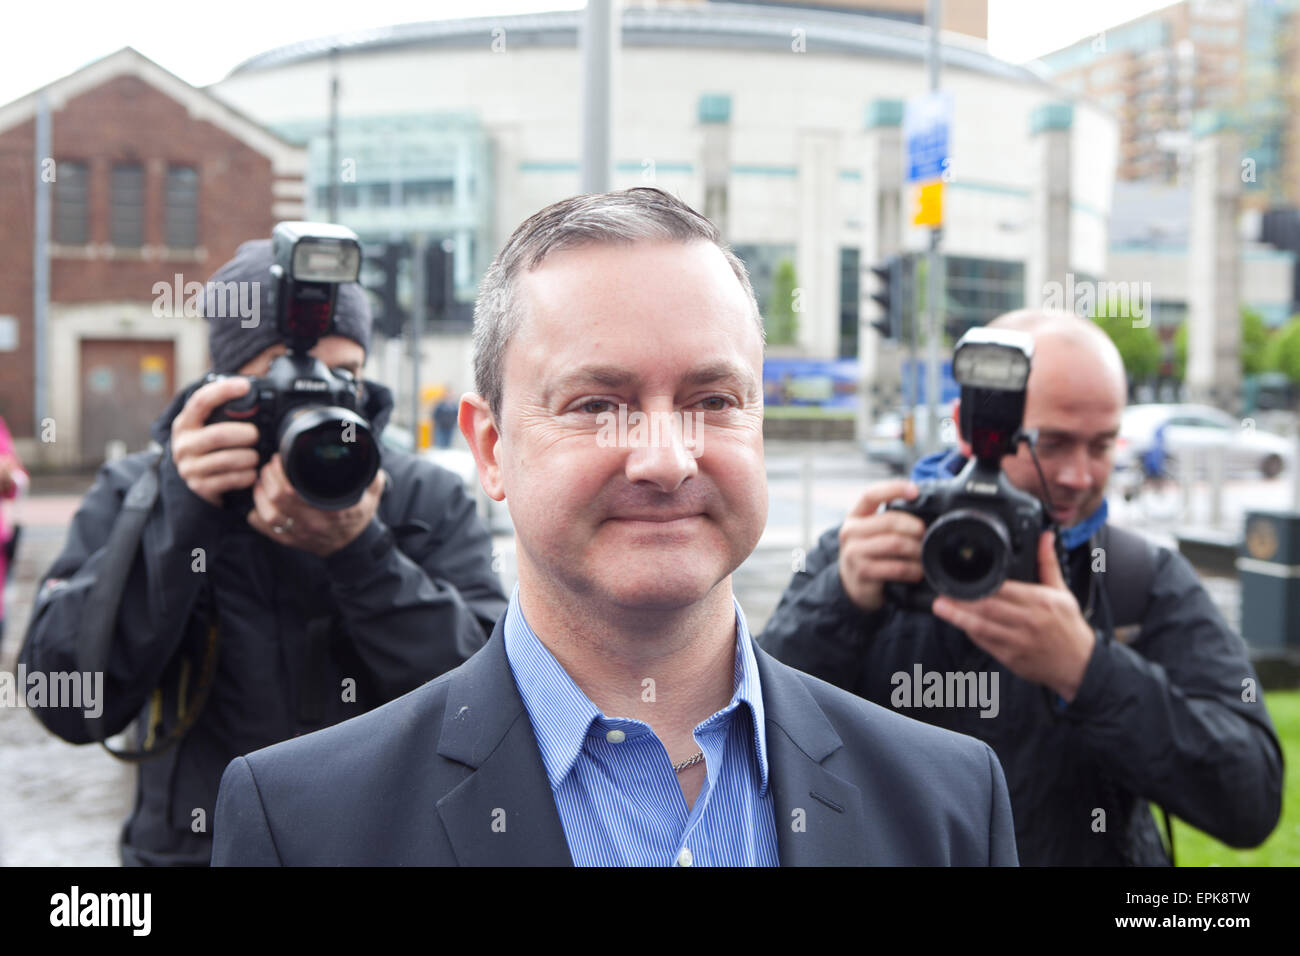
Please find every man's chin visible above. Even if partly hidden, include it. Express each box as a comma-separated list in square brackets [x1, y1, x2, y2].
[589, 564, 729, 614]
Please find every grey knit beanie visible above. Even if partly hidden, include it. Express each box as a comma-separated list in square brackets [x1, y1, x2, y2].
[202, 238, 372, 373]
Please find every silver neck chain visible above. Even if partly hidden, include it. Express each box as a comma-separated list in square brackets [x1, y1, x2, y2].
[673, 750, 705, 773]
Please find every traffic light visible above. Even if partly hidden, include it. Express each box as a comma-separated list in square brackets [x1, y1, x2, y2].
[425, 241, 453, 321]
[868, 255, 911, 340]
[360, 241, 410, 337]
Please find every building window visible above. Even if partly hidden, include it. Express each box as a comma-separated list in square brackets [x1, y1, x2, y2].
[54, 160, 89, 245]
[164, 166, 198, 248]
[732, 243, 797, 340]
[403, 179, 455, 206]
[111, 163, 145, 247]
[944, 256, 1025, 336]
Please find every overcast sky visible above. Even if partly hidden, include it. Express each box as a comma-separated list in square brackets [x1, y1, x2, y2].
[0, 0, 1178, 106]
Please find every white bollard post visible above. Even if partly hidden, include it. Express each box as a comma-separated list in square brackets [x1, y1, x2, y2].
[802, 458, 814, 553]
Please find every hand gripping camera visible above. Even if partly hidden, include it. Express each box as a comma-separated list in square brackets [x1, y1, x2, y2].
[207, 222, 380, 511]
[886, 328, 1064, 611]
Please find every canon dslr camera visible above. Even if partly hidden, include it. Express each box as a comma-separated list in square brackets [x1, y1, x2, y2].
[206, 222, 380, 511]
[887, 328, 1061, 611]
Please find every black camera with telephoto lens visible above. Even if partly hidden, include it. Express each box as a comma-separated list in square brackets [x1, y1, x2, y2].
[206, 222, 380, 511]
[886, 327, 1062, 611]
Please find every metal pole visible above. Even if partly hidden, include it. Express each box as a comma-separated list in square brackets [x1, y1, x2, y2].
[328, 46, 340, 222]
[1291, 417, 1300, 510]
[925, 0, 943, 454]
[33, 92, 50, 442]
[1208, 443, 1225, 528]
[411, 235, 427, 442]
[907, 256, 919, 467]
[580, 0, 618, 193]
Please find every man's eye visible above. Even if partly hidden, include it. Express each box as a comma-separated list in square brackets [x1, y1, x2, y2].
[696, 396, 732, 411]
[578, 399, 615, 415]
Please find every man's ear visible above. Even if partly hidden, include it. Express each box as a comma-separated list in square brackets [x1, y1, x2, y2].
[951, 397, 972, 458]
[460, 393, 506, 501]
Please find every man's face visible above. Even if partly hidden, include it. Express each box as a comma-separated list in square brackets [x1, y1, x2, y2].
[236, 335, 365, 380]
[488, 239, 767, 612]
[997, 340, 1125, 527]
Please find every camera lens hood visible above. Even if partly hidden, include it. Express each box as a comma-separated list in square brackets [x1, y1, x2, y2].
[921, 507, 1012, 601]
[278, 405, 380, 510]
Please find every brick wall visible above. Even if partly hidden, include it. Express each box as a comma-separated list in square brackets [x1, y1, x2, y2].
[0, 72, 295, 440]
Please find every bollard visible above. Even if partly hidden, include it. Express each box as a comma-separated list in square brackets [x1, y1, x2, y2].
[801, 457, 814, 554]
[1208, 444, 1225, 528]
[1239, 510, 1300, 649]
[1180, 447, 1195, 523]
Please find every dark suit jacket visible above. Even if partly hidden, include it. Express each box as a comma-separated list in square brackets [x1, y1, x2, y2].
[212, 617, 1018, 865]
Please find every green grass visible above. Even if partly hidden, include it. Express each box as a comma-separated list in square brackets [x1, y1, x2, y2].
[1164, 689, 1298, 866]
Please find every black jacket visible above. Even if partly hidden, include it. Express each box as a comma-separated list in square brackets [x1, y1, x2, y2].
[19, 378, 508, 865]
[757, 521, 1284, 866]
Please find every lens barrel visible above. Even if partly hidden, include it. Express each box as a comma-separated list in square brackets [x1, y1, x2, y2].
[278, 406, 380, 510]
[920, 507, 1012, 601]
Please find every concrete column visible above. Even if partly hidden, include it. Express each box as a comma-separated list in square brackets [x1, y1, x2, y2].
[1187, 112, 1242, 412]
[1025, 103, 1073, 308]
[858, 99, 904, 443]
[697, 94, 731, 238]
[796, 129, 841, 359]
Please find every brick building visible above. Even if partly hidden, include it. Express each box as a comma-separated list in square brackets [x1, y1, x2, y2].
[0, 47, 305, 469]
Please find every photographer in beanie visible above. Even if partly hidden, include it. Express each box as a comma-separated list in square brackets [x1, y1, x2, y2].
[20, 237, 507, 866]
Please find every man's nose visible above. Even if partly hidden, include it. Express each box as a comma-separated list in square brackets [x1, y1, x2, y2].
[1056, 447, 1093, 489]
[623, 410, 699, 493]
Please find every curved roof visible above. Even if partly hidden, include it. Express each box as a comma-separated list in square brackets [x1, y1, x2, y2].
[227, 2, 1053, 89]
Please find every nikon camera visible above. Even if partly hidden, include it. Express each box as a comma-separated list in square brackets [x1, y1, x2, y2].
[206, 222, 380, 511]
[886, 328, 1062, 611]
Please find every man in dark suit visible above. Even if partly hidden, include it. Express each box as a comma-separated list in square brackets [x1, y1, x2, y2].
[212, 187, 1017, 866]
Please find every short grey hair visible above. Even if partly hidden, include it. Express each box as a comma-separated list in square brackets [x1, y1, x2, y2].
[472, 187, 764, 421]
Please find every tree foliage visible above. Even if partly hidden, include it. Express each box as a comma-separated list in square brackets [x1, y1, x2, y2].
[767, 259, 799, 346]
[1091, 297, 1161, 384]
[1174, 307, 1280, 381]
[1265, 317, 1300, 383]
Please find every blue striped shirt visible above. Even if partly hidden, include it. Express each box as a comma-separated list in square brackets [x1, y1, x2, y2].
[503, 589, 779, 867]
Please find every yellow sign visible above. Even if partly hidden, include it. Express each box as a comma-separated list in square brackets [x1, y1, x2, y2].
[1247, 519, 1280, 561]
[912, 181, 943, 227]
[140, 355, 166, 373]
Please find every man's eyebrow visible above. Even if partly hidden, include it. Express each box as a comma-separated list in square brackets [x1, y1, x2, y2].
[1037, 427, 1120, 441]
[682, 361, 760, 393]
[544, 365, 637, 404]
[543, 361, 759, 404]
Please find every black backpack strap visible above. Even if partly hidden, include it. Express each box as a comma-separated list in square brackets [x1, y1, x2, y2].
[79, 445, 166, 722]
[1095, 522, 1176, 864]
[1097, 523, 1159, 628]
[77, 445, 221, 762]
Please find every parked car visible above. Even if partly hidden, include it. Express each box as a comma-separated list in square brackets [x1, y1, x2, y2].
[1116, 403, 1295, 479]
[380, 423, 508, 529]
[864, 403, 958, 473]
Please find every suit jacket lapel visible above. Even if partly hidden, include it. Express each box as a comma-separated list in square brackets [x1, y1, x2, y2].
[434, 622, 573, 866]
[756, 646, 873, 866]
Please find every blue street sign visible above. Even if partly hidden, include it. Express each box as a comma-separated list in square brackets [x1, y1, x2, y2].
[904, 91, 953, 185]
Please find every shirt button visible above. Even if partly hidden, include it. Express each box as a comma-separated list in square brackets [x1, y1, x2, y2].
[675, 847, 694, 867]
[605, 729, 626, 744]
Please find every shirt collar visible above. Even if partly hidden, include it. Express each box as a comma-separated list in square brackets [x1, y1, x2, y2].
[502, 585, 770, 796]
